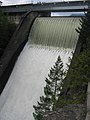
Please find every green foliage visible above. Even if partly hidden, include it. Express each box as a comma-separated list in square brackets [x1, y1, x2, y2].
[59, 54, 89, 105]
[68, 49, 90, 86]
[76, 7, 90, 50]
[58, 92, 87, 108]
[0, 10, 16, 58]
[33, 56, 66, 120]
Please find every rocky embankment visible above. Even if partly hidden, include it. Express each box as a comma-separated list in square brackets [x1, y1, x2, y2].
[43, 104, 86, 120]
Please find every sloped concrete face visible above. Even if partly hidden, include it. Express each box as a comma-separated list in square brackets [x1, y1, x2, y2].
[86, 82, 90, 120]
[86, 113, 90, 120]
[87, 83, 90, 111]
[0, 12, 40, 94]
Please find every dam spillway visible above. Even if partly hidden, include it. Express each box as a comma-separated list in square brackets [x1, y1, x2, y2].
[0, 17, 80, 120]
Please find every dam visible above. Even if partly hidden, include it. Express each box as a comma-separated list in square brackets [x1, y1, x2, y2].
[0, 15, 80, 120]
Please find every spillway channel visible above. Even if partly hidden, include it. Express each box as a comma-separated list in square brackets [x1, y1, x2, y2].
[0, 17, 80, 120]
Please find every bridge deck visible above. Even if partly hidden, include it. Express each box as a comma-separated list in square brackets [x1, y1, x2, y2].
[0, 1, 89, 13]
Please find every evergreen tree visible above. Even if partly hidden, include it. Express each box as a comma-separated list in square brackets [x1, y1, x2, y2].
[76, 3, 90, 50]
[33, 56, 66, 120]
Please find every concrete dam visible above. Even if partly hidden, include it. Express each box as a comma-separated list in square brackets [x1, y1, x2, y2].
[0, 12, 80, 120]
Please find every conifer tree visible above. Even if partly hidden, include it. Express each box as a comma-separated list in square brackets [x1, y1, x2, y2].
[33, 56, 66, 120]
[76, 3, 90, 50]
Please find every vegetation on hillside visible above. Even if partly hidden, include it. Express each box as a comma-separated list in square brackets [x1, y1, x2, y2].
[0, 10, 16, 58]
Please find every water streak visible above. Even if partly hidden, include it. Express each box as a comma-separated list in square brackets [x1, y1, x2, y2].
[29, 17, 80, 49]
[0, 17, 80, 120]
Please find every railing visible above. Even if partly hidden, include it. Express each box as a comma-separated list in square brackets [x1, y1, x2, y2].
[0, 1, 89, 13]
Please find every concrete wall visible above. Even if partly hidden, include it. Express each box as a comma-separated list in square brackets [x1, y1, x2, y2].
[86, 82, 90, 120]
[0, 11, 50, 94]
[0, 1, 88, 24]
[7, 13, 24, 24]
[0, 12, 38, 94]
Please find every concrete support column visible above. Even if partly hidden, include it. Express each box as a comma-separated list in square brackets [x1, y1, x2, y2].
[86, 82, 90, 120]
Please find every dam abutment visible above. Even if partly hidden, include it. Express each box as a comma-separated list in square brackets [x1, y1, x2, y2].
[0, 11, 50, 94]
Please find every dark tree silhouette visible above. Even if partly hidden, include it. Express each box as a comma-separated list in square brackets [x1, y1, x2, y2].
[33, 56, 66, 120]
[76, 3, 90, 50]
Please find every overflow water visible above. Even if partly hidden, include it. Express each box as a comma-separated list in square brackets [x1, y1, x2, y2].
[0, 17, 80, 120]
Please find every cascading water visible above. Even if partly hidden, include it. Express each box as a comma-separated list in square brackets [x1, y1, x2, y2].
[0, 17, 80, 120]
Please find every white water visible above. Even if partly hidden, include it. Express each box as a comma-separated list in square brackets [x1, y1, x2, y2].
[0, 17, 80, 120]
[0, 43, 73, 120]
